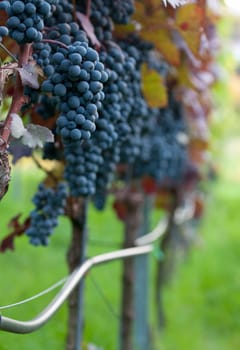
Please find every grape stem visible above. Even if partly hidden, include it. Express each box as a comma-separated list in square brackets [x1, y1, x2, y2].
[41, 39, 69, 49]
[32, 154, 59, 183]
[86, 0, 92, 18]
[0, 44, 31, 153]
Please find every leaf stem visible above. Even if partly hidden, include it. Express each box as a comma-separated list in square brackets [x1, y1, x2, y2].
[32, 153, 58, 183]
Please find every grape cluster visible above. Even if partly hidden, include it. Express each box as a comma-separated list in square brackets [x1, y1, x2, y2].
[98, 46, 133, 143]
[117, 46, 150, 164]
[133, 98, 189, 185]
[90, 40, 155, 207]
[1, 0, 57, 44]
[26, 182, 68, 246]
[24, 26, 88, 119]
[37, 42, 107, 143]
[38, 41, 108, 196]
[90, 46, 136, 198]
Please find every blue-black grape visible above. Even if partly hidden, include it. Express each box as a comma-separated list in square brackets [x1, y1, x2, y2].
[63, 141, 103, 197]
[2, 0, 57, 44]
[105, 0, 135, 24]
[133, 96, 189, 185]
[26, 182, 68, 246]
[77, 0, 113, 42]
[0, 25, 9, 41]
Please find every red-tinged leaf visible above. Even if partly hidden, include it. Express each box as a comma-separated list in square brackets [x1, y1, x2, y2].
[0, 216, 30, 253]
[8, 213, 22, 230]
[175, 4, 204, 57]
[141, 63, 168, 108]
[141, 176, 158, 194]
[113, 199, 127, 221]
[76, 12, 101, 48]
[193, 196, 204, 219]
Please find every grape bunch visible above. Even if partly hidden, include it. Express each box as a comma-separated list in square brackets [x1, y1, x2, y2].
[41, 41, 108, 196]
[117, 49, 150, 164]
[1, 0, 57, 44]
[90, 46, 136, 199]
[133, 98, 189, 185]
[23, 27, 88, 120]
[91, 42, 152, 206]
[26, 182, 68, 246]
[37, 41, 107, 143]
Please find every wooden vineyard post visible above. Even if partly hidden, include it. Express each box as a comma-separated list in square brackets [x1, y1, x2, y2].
[133, 195, 152, 350]
[119, 191, 144, 350]
[66, 198, 88, 350]
[155, 190, 179, 328]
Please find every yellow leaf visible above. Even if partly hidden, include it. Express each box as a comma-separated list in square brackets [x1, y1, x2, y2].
[133, 4, 180, 66]
[141, 63, 168, 108]
[143, 29, 180, 66]
[114, 22, 137, 39]
[176, 4, 204, 57]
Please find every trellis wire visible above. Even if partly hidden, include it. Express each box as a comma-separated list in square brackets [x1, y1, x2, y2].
[0, 245, 153, 334]
[0, 277, 68, 311]
[0, 201, 194, 335]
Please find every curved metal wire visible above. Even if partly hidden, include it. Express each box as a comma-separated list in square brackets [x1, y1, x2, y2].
[0, 245, 152, 334]
[0, 201, 194, 335]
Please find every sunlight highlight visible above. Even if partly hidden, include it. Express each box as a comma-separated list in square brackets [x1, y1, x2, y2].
[224, 0, 240, 15]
